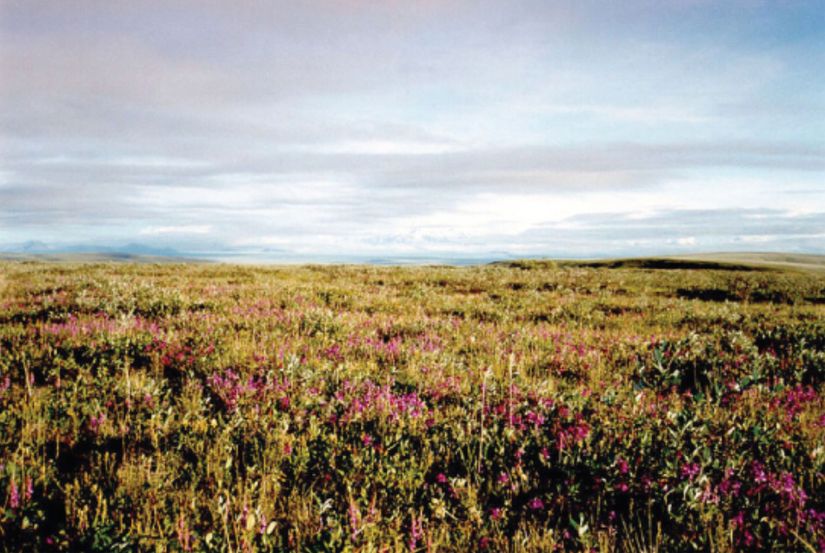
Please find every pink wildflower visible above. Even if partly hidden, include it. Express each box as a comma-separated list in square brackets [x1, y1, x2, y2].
[8, 479, 20, 509]
[176, 514, 192, 552]
[89, 412, 106, 435]
[407, 515, 424, 551]
[680, 462, 700, 481]
[528, 497, 544, 511]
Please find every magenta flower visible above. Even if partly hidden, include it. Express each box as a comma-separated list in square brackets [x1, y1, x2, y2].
[407, 515, 424, 551]
[324, 344, 343, 363]
[525, 410, 545, 428]
[8, 480, 19, 509]
[528, 497, 544, 511]
[680, 462, 700, 481]
[719, 469, 741, 498]
[176, 514, 192, 552]
[751, 461, 768, 484]
[89, 412, 106, 435]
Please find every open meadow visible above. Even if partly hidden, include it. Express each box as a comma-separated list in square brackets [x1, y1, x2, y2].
[0, 260, 823, 552]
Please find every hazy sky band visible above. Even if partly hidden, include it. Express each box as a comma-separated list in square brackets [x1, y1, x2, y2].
[1, 0, 823, 257]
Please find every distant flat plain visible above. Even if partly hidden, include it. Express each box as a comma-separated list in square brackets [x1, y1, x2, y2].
[1, 251, 824, 272]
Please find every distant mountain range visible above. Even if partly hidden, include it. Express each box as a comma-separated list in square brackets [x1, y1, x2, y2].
[0, 242, 517, 265]
[13, 241, 182, 258]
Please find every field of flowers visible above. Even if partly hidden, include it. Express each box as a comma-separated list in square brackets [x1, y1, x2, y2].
[0, 261, 823, 552]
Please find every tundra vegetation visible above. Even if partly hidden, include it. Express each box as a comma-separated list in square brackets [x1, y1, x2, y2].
[0, 261, 823, 552]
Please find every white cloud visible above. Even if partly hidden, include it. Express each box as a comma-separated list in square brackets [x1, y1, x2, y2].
[301, 140, 465, 155]
[1, 1, 823, 257]
[33, 156, 211, 169]
[139, 225, 212, 235]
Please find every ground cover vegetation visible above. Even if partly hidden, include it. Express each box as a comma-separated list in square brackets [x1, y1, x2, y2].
[0, 261, 823, 552]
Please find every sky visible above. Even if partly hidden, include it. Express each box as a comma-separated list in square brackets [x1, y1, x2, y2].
[1, 0, 824, 260]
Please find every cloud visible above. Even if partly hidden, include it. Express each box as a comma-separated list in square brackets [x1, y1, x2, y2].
[0, 0, 823, 257]
[139, 225, 212, 236]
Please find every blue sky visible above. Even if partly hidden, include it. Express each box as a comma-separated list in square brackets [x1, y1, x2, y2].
[1, 0, 823, 259]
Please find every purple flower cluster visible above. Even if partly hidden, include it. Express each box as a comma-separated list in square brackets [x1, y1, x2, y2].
[334, 379, 427, 424]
